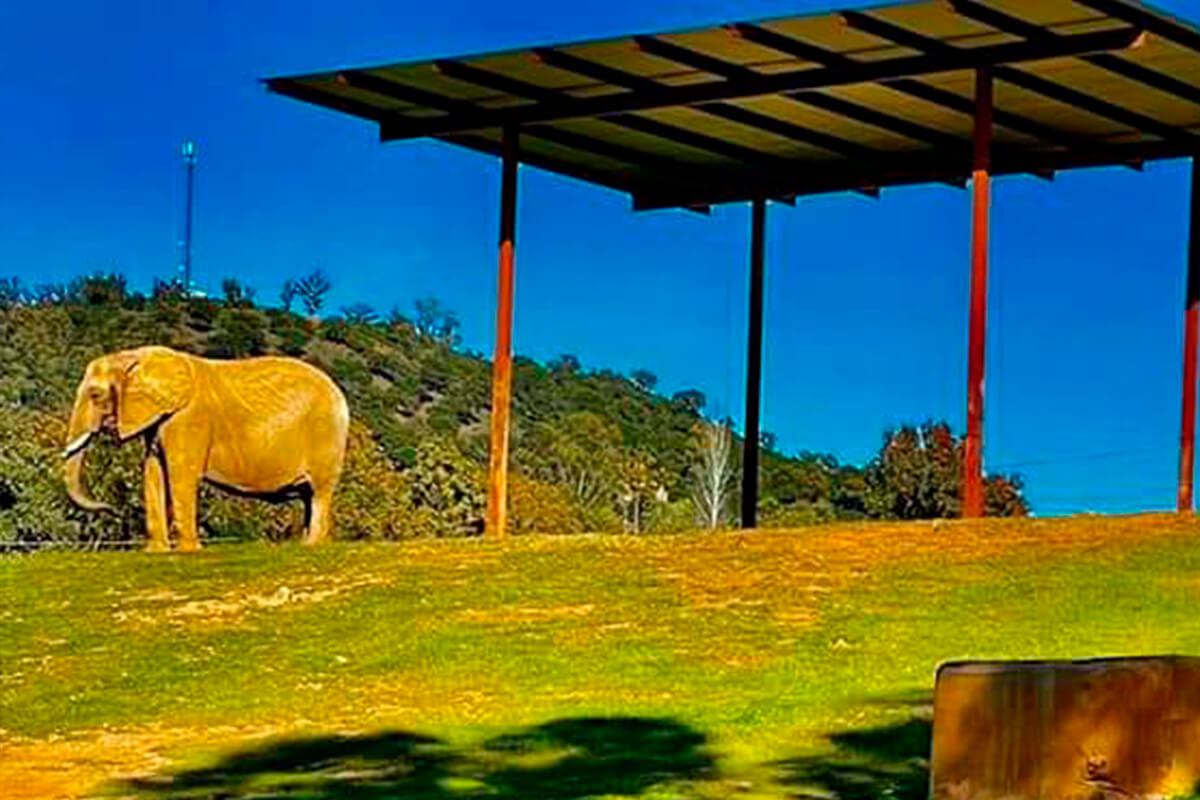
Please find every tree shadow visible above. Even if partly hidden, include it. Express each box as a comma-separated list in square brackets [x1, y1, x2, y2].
[774, 710, 932, 800]
[114, 716, 715, 799]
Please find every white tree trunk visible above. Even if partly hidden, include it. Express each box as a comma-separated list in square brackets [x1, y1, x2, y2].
[691, 421, 734, 530]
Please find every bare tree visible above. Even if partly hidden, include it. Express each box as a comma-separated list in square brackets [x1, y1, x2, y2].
[691, 420, 735, 530]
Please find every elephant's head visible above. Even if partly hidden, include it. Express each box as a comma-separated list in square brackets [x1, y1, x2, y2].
[63, 347, 193, 512]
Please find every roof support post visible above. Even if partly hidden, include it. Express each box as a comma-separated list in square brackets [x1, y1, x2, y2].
[486, 124, 519, 537]
[963, 67, 993, 519]
[741, 197, 767, 529]
[1178, 158, 1200, 513]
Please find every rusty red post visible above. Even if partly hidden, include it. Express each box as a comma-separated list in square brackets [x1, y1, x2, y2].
[963, 67, 993, 519]
[1178, 158, 1200, 513]
[741, 197, 767, 529]
[486, 125, 519, 537]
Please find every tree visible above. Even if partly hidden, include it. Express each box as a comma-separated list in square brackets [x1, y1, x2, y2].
[672, 389, 706, 414]
[691, 420, 735, 530]
[413, 298, 461, 347]
[279, 279, 298, 312]
[69, 272, 127, 307]
[618, 449, 663, 533]
[342, 303, 378, 325]
[865, 421, 1028, 519]
[631, 369, 658, 393]
[0, 278, 23, 310]
[295, 269, 332, 317]
[221, 278, 255, 309]
[521, 412, 622, 516]
[549, 354, 581, 378]
[33, 283, 67, 306]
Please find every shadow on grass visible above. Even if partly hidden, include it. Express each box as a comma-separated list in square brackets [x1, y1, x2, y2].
[115, 716, 715, 799]
[774, 711, 932, 800]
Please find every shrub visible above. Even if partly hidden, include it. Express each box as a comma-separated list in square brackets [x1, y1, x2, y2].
[508, 472, 582, 535]
[407, 439, 485, 537]
[336, 422, 417, 539]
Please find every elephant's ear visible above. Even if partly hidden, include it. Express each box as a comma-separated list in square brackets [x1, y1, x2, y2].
[117, 348, 194, 440]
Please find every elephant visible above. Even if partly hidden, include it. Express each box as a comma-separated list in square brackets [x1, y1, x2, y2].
[62, 346, 350, 551]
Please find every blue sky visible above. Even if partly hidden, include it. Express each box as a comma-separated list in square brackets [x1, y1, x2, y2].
[1, 0, 1197, 515]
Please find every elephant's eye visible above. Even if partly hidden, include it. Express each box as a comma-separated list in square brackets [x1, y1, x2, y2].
[88, 388, 105, 400]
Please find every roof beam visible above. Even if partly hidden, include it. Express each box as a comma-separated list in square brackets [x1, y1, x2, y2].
[1072, 0, 1200, 54]
[842, 10, 1200, 147]
[378, 26, 1143, 138]
[634, 137, 1193, 209]
[881, 78, 1084, 147]
[948, 0, 1200, 107]
[726, 22, 855, 66]
[446, 133, 710, 214]
[534, 47, 963, 189]
[428, 59, 799, 172]
[340, 68, 735, 203]
[787, 90, 970, 150]
[531, 47, 660, 92]
[692, 102, 881, 159]
[732, 20, 1086, 148]
[343, 69, 701, 178]
[267, 78, 391, 122]
[339, 71, 476, 113]
[633, 35, 759, 81]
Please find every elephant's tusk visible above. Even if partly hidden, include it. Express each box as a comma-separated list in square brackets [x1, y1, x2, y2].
[62, 432, 93, 459]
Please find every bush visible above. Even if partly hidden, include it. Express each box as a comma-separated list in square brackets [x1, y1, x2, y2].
[0, 409, 143, 547]
[407, 439, 485, 537]
[508, 472, 582, 535]
[336, 422, 417, 539]
[646, 499, 695, 534]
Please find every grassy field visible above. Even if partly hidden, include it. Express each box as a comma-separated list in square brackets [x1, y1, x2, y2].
[3, 514, 1200, 799]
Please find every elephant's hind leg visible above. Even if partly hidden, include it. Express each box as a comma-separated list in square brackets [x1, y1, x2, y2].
[304, 483, 334, 545]
[143, 455, 170, 553]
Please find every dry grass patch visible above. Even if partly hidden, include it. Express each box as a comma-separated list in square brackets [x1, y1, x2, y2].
[109, 574, 387, 629]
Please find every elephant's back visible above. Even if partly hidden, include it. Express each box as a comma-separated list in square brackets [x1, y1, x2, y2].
[204, 356, 348, 437]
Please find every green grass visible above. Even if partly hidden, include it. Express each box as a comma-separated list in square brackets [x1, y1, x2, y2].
[3, 516, 1200, 798]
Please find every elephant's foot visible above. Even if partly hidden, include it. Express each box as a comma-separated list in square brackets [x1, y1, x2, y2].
[143, 540, 170, 554]
[177, 538, 201, 553]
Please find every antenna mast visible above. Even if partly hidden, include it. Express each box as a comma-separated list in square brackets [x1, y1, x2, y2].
[180, 140, 198, 292]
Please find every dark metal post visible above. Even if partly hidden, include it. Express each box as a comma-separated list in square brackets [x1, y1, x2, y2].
[486, 125, 519, 537]
[963, 67, 993, 519]
[1179, 158, 1200, 513]
[742, 197, 767, 529]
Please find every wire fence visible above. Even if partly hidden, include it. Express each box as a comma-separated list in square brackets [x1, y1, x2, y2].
[0, 536, 247, 555]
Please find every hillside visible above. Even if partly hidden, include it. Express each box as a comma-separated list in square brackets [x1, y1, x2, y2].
[0, 273, 1026, 547]
[1, 514, 1196, 799]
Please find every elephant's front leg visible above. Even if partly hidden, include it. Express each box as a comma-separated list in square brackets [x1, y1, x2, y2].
[143, 454, 170, 553]
[162, 434, 205, 553]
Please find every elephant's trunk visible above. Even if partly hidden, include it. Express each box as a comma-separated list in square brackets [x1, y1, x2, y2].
[63, 397, 114, 514]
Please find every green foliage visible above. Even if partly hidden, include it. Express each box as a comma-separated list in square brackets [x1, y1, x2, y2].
[863, 421, 1027, 519]
[220, 278, 256, 308]
[206, 309, 268, 358]
[407, 439, 486, 537]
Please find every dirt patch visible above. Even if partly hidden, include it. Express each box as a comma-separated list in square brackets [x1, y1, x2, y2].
[0, 724, 279, 800]
[111, 575, 386, 629]
[455, 604, 595, 624]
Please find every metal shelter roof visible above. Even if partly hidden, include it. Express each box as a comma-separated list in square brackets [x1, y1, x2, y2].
[266, 0, 1200, 209]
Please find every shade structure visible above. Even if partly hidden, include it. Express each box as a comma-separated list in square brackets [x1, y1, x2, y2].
[267, 0, 1200, 526]
[268, 0, 1200, 210]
